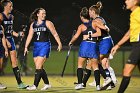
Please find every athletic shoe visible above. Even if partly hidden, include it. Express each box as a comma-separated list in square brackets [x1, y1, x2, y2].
[106, 85, 112, 90]
[26, 85, 37, 90]
[102, 77, 112, 87]
[110, 82, 116, 88]
[75, 83, 85, 90]
[41, 84, 51, 90]
[82, 83, 86, 87]
[88, 81, 96, 87]
[18, 82, 28, 89]
[100, 84, 112, 90]
[112, 79, 118, 85]
[0, 83, 7, 89]
[74, 82, 86, 87]
[96, 85, 100, 91]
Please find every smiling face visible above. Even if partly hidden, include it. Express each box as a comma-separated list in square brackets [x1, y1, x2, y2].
[37, 9, 46, 21]
[125, 0, 138, 10]
[89, 9, 96, 19]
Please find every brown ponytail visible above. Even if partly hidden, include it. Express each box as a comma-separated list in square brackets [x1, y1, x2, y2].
[96, 1, 102, 10]
[89, 1, 103, 15]
[80, 7, 90, 20]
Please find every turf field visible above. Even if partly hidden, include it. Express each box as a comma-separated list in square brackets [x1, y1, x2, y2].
[1, 48, 140, 93]
[0, 76, 140, 93]
[3, 50, 140, 75]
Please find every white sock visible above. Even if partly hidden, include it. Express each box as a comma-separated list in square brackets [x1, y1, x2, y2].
[108, 66, 117, 84]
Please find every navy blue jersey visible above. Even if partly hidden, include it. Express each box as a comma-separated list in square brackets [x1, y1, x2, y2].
[33, 20, 50, 42]
[0, 25, 3, 43]
[94, 16, 109, 39]
[82, 21, 97, 42]
[1, 13, 13, 37]
[94, 17, 113, 55]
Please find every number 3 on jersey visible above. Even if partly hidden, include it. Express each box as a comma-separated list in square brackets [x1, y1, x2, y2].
[37, 32, 40, 40]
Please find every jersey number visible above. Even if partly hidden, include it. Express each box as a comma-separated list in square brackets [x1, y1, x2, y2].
[88, 31, 93, 40]
[37, 32, 40, 40]
[7, 25, 13, 33]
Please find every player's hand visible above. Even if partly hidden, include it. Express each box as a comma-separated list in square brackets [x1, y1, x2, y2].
[68, 42, 73, 46]
[24, 47, 29, 56]
[5, 51, 8, 57]
[57, 44, 62, 52]
[111, 44, 120, 55]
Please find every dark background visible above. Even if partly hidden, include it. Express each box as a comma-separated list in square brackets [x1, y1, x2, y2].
[1, 0, 131, 46]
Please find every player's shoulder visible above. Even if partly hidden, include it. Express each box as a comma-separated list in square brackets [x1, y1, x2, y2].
[94, 18, 103, 23]
[45, 20, 54, 27]
[29, 22, 34, 28]
[79, 24, 84, 29]
[45, 20, 53, 24]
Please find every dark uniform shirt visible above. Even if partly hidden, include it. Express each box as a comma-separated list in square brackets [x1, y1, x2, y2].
[94, 16, 109, 40]
[33, 20, 50, 42]
[1, 13, 13, 38]
[82, 20, 97, 42]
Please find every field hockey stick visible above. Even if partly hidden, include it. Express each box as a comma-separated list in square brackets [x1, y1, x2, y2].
[61, 44, 72, 77]
[61, 30, 76, 77]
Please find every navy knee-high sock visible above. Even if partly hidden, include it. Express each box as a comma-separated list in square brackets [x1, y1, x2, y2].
[77, 68, 83, 84]
[13, 67, 22, 84]
[98, 64, 107, 79]
[82, 68, 91, 86]
[42, 69, 49, 84]
[94, 70, 100, 86]
[34, 69, 42, 87]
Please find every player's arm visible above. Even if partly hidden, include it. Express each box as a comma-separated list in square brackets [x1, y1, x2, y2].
[11, 15, 18, 37]
[93, 27, 101, 37]
[95, 18, 110, 32]
[12, 15, 24, 37]
[12, 31, 19, 37]
[46, 20, 62, 51]
[111, 30, 130, 55]
[116, 30, 130, 47]
[24, 23, 34, 55]
[93, 20, 109, 31]
[69, 24, 82, 45]
[91, 23, 101, 37]
[1, 26, 8, 57]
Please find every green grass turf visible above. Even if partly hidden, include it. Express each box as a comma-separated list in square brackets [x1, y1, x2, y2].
[0, 76, 140, 93]
[4, 50, 140, 76]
